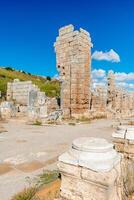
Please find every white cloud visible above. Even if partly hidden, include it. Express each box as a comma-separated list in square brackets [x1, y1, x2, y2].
[129, 83, 134, 89]
[92, 69, 106, 79]
[115, 72, 134, 82]
[91, 69, 134, 91]
[92, 49, 120, 63]
[91, 69, 107, 89]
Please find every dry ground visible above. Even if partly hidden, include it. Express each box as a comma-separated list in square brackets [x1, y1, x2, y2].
[0, 118, 114, 200]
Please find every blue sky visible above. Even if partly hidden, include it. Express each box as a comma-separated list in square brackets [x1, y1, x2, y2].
[0, 0, 134, 82]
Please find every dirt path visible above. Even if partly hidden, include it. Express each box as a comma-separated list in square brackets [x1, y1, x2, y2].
[0, 118, 114, 200]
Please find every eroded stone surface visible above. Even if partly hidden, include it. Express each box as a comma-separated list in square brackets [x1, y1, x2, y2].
[54, 25, 92, 118]
[57, 137, 122, 200]
[59, 137, 120, 172]
[113, 125, 134, 199]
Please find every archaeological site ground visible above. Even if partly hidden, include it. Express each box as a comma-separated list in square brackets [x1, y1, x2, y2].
[0, 5, 134, 200]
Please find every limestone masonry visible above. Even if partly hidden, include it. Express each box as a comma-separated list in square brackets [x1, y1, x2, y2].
[0, 25, 134, 121]
[54, 25, 93, 118]
[54, 25, 134, 120]
[7, 79, 40, 105]
[56, 137, 123, 200]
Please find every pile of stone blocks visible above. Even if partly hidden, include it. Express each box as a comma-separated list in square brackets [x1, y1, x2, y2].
[54, 25, 93, 119]
[7, 79, 40, 105]
[6, 79, 49, 122]
[0, 101, 16, 119]
[56, 137, 123, 200]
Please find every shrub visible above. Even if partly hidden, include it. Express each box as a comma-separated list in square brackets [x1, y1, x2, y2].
[11, 187, 38, 200]
[37, 170, 60, 187]
[11, 170, 60, 200]
[33, 120, 42, 126]
[46, 76, 51, 81]
[5, 67, 14, 71]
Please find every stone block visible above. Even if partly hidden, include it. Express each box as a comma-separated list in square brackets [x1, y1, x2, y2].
[57, 137, 122, 200]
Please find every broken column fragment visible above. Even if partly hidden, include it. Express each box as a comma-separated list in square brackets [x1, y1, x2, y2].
[56, 137, 122, 200]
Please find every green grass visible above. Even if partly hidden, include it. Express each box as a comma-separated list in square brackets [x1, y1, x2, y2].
[0, 67, 60, 97]
[11, 188, 38, 200]
[11, 170, 60, 200]
[37, 170, 60, 187]
[68, 122, 76, 126]
[33, 120, 42, 126]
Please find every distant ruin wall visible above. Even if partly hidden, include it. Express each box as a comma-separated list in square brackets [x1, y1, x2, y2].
[7, 79, 40, 105]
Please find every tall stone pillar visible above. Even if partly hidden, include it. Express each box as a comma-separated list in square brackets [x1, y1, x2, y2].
[113, 126, 134, 199]
[54, 25, 92, 118]
[107, 70, 116, 110]
[56, 137, 122, 200]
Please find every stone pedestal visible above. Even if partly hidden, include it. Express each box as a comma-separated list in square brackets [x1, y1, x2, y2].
[112, 126, 134, 198]
[57, 137, 122, 200]
[27, 91, 48, 123]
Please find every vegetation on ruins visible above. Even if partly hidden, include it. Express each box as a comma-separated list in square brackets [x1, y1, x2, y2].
[0, 67, 60, 97]
[11, 170, 60, 200]
[33, 120, 42, 126]
[11, 188, 38, 200]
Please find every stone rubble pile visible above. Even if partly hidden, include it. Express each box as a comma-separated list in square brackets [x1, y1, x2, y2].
[0, 101, 16, 119]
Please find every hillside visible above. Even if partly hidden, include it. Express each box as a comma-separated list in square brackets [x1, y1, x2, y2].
[0, 67, 60, 97]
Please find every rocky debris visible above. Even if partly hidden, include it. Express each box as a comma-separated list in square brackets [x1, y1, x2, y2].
[47, 110, 63, 122]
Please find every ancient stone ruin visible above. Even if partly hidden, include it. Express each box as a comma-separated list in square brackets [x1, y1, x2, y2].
[7, 79, 40, 105]
[54, 25, 134, 120]
[27, 90, 48, 123]
[113, 125, 134, 199]
[107, 71, 134, 119]
[0, 79, 48, 122]
[56, 137, 123, 200]
[0, 25, 133, 122]
[54, 25, 93, 118]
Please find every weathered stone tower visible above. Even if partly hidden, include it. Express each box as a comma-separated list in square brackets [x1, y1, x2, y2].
[107, 70, 116, 109]
[54, 25, 92, 118]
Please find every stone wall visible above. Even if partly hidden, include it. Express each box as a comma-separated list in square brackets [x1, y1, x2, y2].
[54, 25, 92, 118]
[113, 126, 134, 199]
[107, 71, 134, 119]
[7, 79, 40, 105]
[90, 86, 107, 112]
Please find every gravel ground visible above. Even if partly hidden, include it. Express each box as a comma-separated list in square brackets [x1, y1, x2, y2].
[0, 118, 114, 200]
